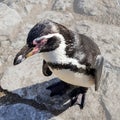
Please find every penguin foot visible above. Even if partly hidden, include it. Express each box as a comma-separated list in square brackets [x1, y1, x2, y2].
[69, 87, 88, 109]
[47, 81, 70, 97]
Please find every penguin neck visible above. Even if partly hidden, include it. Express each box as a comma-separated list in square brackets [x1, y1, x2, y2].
[41, 33, 86, 70]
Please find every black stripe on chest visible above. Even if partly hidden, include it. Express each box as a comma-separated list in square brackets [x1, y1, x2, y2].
[47, 62, 95, 76]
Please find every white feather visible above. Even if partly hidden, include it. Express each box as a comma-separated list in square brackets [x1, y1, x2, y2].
[52, 69, 94, 87]
[41, 33, 86, 69]
[40, 33, 95, 87]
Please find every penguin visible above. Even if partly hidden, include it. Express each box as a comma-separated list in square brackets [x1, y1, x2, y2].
[13, 20, 104, 109]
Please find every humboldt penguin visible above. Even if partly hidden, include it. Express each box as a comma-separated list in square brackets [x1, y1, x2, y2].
[13, 20, 104, 109]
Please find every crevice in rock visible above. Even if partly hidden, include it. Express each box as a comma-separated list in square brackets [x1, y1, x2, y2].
[100, 98, 112, 120]
[51, 0, 57, 10]
[104, 60, 120, 71]
[0, 73, 4, 80]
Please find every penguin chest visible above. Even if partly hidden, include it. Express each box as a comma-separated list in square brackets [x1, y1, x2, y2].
[42, 50, 94, 87]
[51, 68, 95, 87]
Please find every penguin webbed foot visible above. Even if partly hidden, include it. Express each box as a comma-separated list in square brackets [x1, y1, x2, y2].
[69, 87, 88, 109]
[46, 81, 70, 96]
[47, 81, 88, 109]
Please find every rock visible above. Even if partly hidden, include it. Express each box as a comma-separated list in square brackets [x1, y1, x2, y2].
[73, 0, 105, 16]
[0, 40, 10, 49]
[52, 0, 73, 11]
[73, 0, 120, 16]
[0, 60, 4, 74]
[37, 11, 74, 26]
[0, 104, 53, 120]
[27, 0, 50, 9]
[0, 3, 22, 36]
[3, 0, 19, 6]
[27, 0, 48, 4]
[0, 55, 48, 91]
[99, 61, 120, 120]
[73, 0, 120, 25]
[24, 4, 33, 13]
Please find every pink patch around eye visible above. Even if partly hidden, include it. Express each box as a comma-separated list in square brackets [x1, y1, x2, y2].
[32, 46, 39, 54]
[32, 38, 47, 54]
[33, 40, 37, 45]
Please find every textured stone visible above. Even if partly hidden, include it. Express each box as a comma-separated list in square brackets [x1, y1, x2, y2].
[27, 0, 50, 9]
[100, 61, 120, 120]
[0, 3, 22, 36]
[28, 0, 49, 4]
[73, 0, 105, 16]
[24, 4, 33, 13]
[52, 0, 73, 11]
[73, 0, 120, 16]
[37, 11, 74, 26]
[0, 55, 47, 91]
[0, 104, 53, 120]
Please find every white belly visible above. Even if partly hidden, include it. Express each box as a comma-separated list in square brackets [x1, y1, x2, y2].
[51, 69, 95, 88]
[41, 48, 94, 87]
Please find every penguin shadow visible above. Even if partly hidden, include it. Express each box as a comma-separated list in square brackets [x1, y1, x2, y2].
[0, 78, 80, 116]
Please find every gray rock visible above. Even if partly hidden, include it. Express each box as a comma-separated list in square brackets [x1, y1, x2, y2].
[0, 0, 4, 2]
[27, 0, 50, 9]
[24, 4, 33, 14]
[73, 0, 120, 25]
[27, 0, 48, 4]
[52, 0, 73, 11]
[73, 0, 105, 16]
[0, 55, 48, 91]
[3, 0, 18, 6]
[37, 11, 74, 26]
[0, 3, 22, 36]
[99, 61, 120, 120]
[0, 104, 53, 120]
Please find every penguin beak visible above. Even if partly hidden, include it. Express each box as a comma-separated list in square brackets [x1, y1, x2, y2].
[13, 45, 34, 65]
[13, 38, 47, 65]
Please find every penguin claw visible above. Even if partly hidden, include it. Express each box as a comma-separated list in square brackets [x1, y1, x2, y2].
[46, 81, 70, 97]
[69, 87, 88, 109]
[78, 93, 86, 109]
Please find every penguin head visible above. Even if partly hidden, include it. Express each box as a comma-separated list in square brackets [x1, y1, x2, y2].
[13, 20, 67, 65]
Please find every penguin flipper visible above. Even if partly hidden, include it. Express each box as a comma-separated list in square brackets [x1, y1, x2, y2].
[42, 60, 52, 76]
[95, 55, 104, 91]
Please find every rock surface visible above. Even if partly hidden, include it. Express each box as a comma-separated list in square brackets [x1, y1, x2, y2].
[0, 0, 120, 120]
[73, 0, 104, 16]
[0, 3, 22, 36]
[0, 104, 53, 120]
